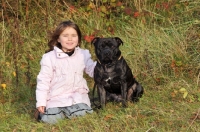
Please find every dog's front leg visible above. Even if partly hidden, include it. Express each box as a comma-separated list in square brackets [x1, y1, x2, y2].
[121, 82, 127, 107]
[97, 84, 106, 109]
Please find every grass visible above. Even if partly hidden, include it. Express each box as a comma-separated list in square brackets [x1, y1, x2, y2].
[0, 0, 200, 131]
[1, 88, 200, 131]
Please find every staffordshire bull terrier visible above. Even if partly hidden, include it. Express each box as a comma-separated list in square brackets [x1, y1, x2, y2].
[92, 37, 144, 109]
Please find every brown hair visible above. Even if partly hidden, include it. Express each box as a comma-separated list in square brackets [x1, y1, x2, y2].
[46, 20, 82, 53]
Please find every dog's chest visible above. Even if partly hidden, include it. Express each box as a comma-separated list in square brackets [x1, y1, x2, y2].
[101, 65, 122, 92]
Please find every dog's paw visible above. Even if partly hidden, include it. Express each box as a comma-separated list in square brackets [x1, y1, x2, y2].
[122, 100, 128, 108]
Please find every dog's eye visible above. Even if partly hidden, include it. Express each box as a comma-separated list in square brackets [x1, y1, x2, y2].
[111, 45, 115, 48]
[101, 43, 106, 48]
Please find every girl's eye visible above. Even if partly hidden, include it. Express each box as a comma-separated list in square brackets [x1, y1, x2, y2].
[72, 34, 77, 37]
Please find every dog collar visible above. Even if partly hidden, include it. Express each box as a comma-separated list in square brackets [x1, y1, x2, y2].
[97, 55, 122, 65]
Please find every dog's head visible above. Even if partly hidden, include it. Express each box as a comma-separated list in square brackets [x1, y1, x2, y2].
[91, 37, 123, 65]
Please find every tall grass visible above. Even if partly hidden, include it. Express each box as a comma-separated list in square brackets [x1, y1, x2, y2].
[0, 0, 200, 131]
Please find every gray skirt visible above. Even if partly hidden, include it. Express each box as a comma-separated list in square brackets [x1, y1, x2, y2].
[40, 103, 93, 124]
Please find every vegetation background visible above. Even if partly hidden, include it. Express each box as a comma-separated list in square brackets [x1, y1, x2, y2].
[0, 0, 199, 131]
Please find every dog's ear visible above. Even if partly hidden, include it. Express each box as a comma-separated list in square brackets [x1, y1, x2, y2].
[114, 37, 123, 46]
[91, 37, 100, 46]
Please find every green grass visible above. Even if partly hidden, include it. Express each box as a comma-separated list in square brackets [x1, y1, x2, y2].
[0, 0, 200, 131]
[0, 89, 200, 131]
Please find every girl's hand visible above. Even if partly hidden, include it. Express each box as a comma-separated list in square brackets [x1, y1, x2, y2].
[37, 106, 46, 113]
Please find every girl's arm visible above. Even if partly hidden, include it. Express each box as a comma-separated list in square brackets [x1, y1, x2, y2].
[83, 50, 97, 77]
[36, 54, 54, 109]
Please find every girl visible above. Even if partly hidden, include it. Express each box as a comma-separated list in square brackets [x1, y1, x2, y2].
[35, 20, 96, 124]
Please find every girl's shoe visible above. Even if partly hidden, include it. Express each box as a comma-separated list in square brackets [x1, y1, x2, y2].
[34, 109, 41, 121]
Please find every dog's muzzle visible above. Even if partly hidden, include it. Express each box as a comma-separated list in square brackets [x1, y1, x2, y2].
[102, 49, 113, 60]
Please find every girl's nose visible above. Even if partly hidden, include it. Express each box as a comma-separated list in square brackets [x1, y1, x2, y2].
[68, 36, 72, 41]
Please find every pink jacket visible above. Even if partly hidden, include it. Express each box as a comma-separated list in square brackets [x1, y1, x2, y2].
[36, 46, 96, 109]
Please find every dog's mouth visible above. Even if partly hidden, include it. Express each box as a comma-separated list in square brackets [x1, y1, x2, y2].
[103, 60, 112, 64]
[101, 55, 114, 64]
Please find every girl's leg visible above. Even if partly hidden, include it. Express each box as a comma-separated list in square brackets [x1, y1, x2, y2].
[62, 103, 93, 118]
[40, 107, 65, 124]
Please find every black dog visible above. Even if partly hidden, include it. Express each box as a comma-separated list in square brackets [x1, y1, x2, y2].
[92, 37, 144, 109]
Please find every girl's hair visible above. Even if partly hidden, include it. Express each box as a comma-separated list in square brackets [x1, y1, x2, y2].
[46, 20, 82, 53]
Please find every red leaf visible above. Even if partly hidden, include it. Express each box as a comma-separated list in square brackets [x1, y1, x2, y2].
[104, 114, 114, 121]
[133, 12, 140, 18]
[124, 8, 132, 15]
[162, 2, 169, 9]
[116, 2, 122, 6]
[108, 26, 114, 35]
[171, 60, 176, 68]
[156, 4, 160, 9]
[69, 5, 76, 12]
[84, 35, 95, 43]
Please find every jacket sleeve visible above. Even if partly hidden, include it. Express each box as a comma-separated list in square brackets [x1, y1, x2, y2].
[36, 54, 53, 108]
[83, 50, 97, 78]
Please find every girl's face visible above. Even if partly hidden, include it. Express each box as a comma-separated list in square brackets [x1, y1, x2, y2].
[57, 27, 79, 52]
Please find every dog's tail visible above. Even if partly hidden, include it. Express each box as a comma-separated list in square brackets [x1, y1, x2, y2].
[92, 83, 101, 109]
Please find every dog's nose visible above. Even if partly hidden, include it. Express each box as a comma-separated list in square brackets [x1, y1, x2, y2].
[105, 51, 110, 56]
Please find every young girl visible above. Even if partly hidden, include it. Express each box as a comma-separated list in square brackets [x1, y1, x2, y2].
[35, 20, 96, 124]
